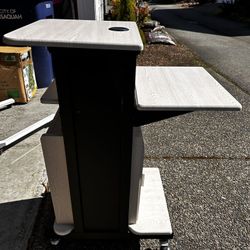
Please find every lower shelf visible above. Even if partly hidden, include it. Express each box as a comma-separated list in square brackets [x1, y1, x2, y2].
[52, 167, 172, 238]
[129, 168, 172, 236]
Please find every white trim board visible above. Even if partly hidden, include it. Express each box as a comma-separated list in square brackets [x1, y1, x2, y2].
[0, 99, 15, 110]
[0, 114, 55, 149]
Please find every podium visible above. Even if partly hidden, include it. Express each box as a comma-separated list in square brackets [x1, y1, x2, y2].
[4, 19, 241, 248]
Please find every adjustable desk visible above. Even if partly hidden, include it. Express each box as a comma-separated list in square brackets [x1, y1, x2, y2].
[4, 19, 241, 245]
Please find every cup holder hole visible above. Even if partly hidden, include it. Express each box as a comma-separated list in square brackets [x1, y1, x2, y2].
[109, 27, 129, 32]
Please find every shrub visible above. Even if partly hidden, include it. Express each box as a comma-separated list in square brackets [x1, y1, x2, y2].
[111, 0, 137, 21]
[137, 1, 150, 27]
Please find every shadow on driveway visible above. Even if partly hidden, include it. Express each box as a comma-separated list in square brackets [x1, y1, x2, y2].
[0, 198, 41, 250]
[150, 4, 250, 37]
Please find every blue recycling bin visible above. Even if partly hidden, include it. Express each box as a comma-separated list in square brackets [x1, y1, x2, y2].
[32, 1, 54, 88]
[0, 0, 54, 88]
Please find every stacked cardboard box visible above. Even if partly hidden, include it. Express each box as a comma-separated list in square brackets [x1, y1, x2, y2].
[0, 46, 37, 103]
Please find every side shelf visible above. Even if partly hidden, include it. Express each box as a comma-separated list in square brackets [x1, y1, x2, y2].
[41, 81, 58, 104]
[129, 168, 172, 237]
[135, 66, 242, 111]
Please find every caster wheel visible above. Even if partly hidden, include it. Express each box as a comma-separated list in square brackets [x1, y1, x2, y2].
[50, 237, 60, 246]
[160, 247, 170, 250]
[160, 239, 170, 250]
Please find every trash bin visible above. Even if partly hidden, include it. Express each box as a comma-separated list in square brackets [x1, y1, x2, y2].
[0, 0, 54, 88]
[32, 1, 54, 88]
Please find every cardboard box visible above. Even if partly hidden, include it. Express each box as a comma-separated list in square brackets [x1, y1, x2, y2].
[0, 46, 37, 103]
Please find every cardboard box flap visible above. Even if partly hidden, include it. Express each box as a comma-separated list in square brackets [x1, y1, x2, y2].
[0, 46, 32, 63]
[0, 46, 31, 54]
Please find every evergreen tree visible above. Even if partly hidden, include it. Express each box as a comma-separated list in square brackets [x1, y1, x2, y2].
[116, 0, 137, 21]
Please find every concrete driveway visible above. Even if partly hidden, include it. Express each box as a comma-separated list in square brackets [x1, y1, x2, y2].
[0, 90, 57, 250]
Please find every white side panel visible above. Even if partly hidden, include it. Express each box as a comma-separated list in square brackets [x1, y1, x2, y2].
[41, 81, 58, 104]
[41, 116, 73, 225]
[129, 127, 144, 224]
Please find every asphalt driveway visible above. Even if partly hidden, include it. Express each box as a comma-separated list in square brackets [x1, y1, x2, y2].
[150, 3, 250, 95]
[139, 3, 250, 249]
[141, 69, 250, 249]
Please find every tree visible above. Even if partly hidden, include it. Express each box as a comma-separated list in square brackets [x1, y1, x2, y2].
[112, 0, 137, 21]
